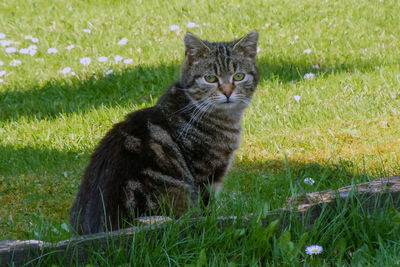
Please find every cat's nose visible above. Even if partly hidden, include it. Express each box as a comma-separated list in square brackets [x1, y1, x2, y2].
[221, 84, 233, 99]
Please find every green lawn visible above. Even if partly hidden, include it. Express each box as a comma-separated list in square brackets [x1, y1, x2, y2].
[1, 0, 400, 265]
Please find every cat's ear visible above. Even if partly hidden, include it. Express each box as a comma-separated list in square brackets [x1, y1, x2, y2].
[184, 32, 211, 65]
[233, 30, 259, 61]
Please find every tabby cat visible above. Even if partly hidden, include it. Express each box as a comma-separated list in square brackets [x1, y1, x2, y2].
[70, 30, 259, 234]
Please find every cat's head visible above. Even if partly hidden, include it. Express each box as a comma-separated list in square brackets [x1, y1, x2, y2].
[179, 30, 259, 111]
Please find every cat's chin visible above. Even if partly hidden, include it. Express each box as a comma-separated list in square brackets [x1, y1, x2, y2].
[215, 101, 246, 111]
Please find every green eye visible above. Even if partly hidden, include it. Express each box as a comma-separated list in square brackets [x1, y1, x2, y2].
[233, 73, 245, 81]
[204, 75, 218, 83]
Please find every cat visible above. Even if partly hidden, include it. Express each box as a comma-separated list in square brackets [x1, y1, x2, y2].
[70, 30, 259, 235]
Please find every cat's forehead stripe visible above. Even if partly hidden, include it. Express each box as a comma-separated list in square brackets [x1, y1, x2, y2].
[212, 42, 234, 74]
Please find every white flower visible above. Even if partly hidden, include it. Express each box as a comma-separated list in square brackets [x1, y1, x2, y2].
[0, 78, 3, 83]
[66, 44, 75, 50]
[28, 45, 37, 50]
[105, 69, 113, 75]
[294, 35, 299, 40]
[0, 33, 5, 39]
[276, 105, 280, 110]
[265, 23, 270, 28]
[303, 48, 312, 54]
[114, 55, 123, 63]
[83, 29, 91, 33]
[25, 36, 39, 43]
[60, 67, 71, 74]
[303, 177, 315, 185]
[5, 47, 17, 53]
[123, 58, 133, 64]
[294, 95, 301, 102]
[47, 48, 58, 54]
[98, 56, 107, 62]
[0, 70, 6, 77]
[137, 48, 142, 53]
[305, 245, 323, 255]
[0, 40, 11, 47]
[117, 38, 128, 45]
[80, 57, 91, 65]
[0, 61, 3, 66]
[10, 59, 22, 66]
[257, 46, 261, 53]
[304, 72, 315, 80]
[187, 22, 196, 28]
[27, 45, 37, 56]
[19, 48, 29, 54]
[312, 64, 320, 69]
[169, 25, 179, 31]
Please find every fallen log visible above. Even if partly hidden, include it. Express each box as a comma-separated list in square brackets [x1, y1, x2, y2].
[1, 176, 399, 266]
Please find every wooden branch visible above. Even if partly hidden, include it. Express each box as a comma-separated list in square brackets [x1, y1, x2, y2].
[1, 176, 399, 266]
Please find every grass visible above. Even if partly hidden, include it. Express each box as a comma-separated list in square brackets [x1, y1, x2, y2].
[1, 0, 400, 265]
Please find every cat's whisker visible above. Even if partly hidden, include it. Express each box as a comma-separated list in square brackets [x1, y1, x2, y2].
[179, 101, 213, 139]
[174, 98, 209, 114]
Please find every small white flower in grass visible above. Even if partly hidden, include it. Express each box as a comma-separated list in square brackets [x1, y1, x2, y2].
[117, 38, 128, 45]
[0, 33, 5, 39]
[0, 78, 3, 83]
[25, 36, 38, 43]
[60, 67, 71, 74]
[303, 48, 312, 54]
[66, 44, 75, 50]
[303, 177, 315, 185]
[123, 58, 133, 64]
[10, 59, 21, 66]
[19, 48, 29, 54]
[5, 47, 17, 53]
[27, 45, 37, 56]
[105, 69, 113, 75]
[169, 25, 179, 31]
[0, 70, 6, 77]
[47, 48, 58, 54]
[304, 72, 315, 80]
[137, 48, 142, 53]
[257, 46, 261, 53]
[114, 55, 123, 63]
[294, 35, 299, 40]
[98, 56, 107, 62]
[305, 245, 323, 255]
[312, 64, 320, 69]
[0, 40, 11, 46]
[187, 22, 196, 28]
[0, 61, 3, 66]
[80, 57, 91, 66]
[83, 29, 91, 33]
[294, 95, 301, 102]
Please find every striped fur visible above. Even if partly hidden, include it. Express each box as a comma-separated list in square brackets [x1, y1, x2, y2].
[70, 31, 259, 234]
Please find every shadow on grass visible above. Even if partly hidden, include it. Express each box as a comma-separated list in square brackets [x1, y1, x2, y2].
[0, 144, 84, 178]
[0, 57, 380, 123]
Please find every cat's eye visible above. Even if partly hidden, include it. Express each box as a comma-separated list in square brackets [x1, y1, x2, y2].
[233, 73, 245, 81]
[204, 75, 218, 83]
